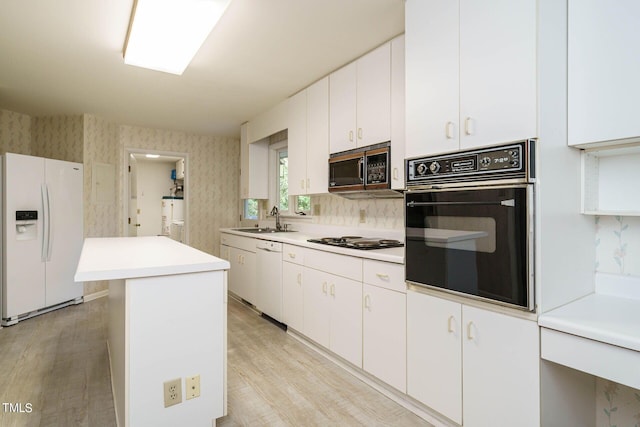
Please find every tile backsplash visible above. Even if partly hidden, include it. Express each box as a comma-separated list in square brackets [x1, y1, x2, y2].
[310, 194, 404, 230]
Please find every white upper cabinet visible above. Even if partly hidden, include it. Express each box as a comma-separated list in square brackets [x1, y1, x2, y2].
[288, 89, 308, 197]
[405, 0, 536, 158]
[288, 77, 330, 196]
[330, 43, 391, 153]
[306, 78, 330, 194]
[356, 42, 392, 148]
[568, 0, 640, 147]
[240, 123, 268, 200]
[390, 35, 406, 190]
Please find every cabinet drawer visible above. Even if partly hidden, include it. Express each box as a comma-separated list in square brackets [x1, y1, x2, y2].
[283, 244, 304, 265]
[220, 233, 256, 253]
[363, 260, 405, 293]
[305, 248, 362, 282]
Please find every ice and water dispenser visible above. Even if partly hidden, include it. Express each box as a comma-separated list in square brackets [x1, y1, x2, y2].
[15, 210, 38, 240]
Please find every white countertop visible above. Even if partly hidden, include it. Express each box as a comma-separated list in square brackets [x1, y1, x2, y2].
[74, 236, 230, 282]
[538, 274, 640, 352]
[220, 228, 404, 264]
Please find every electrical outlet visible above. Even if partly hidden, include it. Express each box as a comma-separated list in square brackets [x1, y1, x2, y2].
[163, 378, 182, 408]
[313, 204, 321, 216]
[185, 375, 201, 400]
[359, 209, 366, 223]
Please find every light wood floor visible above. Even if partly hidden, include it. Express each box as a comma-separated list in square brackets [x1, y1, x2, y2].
[0, 297, 431, 427]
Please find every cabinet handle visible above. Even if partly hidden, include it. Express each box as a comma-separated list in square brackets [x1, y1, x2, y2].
[306, 178, 310, 189]
[375, 273, 389, 280]
[322, 281, 327, 294]
[446, 121, 455, 139]
[467, 321, 475, 340]
[349, 130, 354, 142]
[297, 273, 302, 285]
[300, 179, 305, 190]
[241, 255, 245, 265]
[357, 128, 363, 140]
[330, 283, 335, 297]
[364, 294, 371, 310]
[393, 167, 398, 180]
[447, 315, 455, 333]
[288, 252, 296, 259]
[464, 117, 474, 136]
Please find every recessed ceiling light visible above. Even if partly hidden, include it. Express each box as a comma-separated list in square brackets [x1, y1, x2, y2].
[123, 0, 232, 75]
[145, 154, 160, 159]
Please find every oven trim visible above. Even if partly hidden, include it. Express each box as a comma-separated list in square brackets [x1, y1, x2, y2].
[404, 183, 536, 312]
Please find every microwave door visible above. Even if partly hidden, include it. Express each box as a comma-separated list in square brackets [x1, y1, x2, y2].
[329, 152, 365, 191]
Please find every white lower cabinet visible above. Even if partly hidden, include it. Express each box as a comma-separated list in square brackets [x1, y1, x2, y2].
[282, 260, 304, 332]
[228, 247, 256, 305]
[363, 283, 406, 392]
[407, 291, 539, 426]
[303, 266, 363, 368]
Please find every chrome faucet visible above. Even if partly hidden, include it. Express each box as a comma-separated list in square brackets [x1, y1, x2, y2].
[270, 206, 281, 231]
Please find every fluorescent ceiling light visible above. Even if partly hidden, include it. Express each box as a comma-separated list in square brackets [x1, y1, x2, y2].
[145, 154, 160, 159]
[124, 0, 232, 75]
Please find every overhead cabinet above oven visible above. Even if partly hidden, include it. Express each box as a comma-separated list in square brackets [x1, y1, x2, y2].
[405, 0, 537, 158]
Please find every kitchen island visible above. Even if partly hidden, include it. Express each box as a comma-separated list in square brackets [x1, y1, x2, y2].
[74, 236, 230, 427]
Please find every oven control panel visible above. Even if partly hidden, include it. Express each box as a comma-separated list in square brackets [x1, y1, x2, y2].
[406, 140, 533, 186]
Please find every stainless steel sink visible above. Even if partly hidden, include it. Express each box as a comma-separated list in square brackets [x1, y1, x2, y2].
[231, 227, 296, 234]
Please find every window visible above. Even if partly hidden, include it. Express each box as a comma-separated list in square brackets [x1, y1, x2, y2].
[277, 148, 288, 212]
[295, 195, 311, 214]
[243, 199, 258, 220]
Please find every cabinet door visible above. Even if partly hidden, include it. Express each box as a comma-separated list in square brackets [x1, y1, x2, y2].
[407, 291, 462, 424]
[356, 42, 391, 148]
[306, 77, 329, 194]
[282, 261, 304, 332]
[230, 248, 256, 305]
[240, 251, 257, 306]
[363, 284, 406, 392]
[568, 0, 640, 146]
[288, 89, 307, 196]
[390, 35, 406, 190]
[462, 305, 540, 427]
[405, 0, 459, 158]
[240, 124, 268, 200]
[302, 268, 330, 348]
[329, 62, 357, 153]
[329, 275, 362, 368]
[227, 247, 242, 297]
[459, 0, 536, 149]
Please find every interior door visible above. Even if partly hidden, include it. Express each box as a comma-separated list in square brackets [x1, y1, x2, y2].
[44, 158, 84, 306]
[128, 156, 138, 236]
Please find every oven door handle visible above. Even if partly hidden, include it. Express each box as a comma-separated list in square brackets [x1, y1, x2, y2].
[406, 199, 515, 208]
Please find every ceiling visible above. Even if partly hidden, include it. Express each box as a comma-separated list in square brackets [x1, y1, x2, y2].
[0, 0, 404, 138]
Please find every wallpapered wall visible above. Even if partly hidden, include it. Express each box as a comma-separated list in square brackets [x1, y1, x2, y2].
[0, 110, 31, 154]
[32, 115, 84, 163]
[595, 215, 640, 426]
[0, 110, 240, 296]
[118, 125, 240, 256]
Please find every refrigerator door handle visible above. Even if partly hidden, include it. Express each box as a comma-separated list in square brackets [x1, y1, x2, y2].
[46, 184, 53, 261]
[41, 184, 49, 262]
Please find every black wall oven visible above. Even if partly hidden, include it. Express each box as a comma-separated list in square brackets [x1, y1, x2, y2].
[405, 140, 536, 311]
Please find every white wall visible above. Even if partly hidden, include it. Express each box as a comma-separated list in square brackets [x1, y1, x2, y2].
[135, 160, 175, 236]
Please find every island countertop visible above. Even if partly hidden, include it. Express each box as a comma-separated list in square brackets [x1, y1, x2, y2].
[74, 236, 230, 282]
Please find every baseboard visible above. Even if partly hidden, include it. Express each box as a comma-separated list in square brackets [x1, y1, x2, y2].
[287, 329, 455, 427]
[84, 289, 109, 302]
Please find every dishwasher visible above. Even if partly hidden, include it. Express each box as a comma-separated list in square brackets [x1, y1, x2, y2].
[255, 240, 283, 323]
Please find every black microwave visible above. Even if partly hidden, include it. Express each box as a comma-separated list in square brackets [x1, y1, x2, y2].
[329, 143, 398, 198]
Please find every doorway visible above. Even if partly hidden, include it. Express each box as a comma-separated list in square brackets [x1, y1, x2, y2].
[125, 149, 188, 244]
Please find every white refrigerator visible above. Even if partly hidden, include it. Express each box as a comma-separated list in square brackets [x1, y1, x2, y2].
[1, 153, 84, 326]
